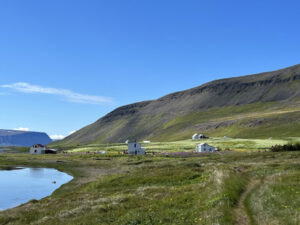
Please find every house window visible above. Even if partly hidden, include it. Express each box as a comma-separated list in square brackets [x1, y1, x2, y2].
[134, 144, 136, 148]
[35, 150, 37, 153]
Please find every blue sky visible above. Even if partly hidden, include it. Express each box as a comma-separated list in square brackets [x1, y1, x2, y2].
[1, 0, 300, 139]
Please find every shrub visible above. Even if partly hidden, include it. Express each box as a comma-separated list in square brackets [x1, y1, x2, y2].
[270, 143, 300, 152]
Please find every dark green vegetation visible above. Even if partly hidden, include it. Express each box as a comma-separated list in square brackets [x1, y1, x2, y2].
[271, 142, 300, 152]
[55, 63, 300, 145]
[1, 151, 300, 225]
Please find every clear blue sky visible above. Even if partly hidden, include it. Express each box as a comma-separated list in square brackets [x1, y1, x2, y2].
[1, 0, 300, 139]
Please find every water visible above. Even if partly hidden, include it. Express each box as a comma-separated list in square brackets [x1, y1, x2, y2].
[0, 167, 73, 210]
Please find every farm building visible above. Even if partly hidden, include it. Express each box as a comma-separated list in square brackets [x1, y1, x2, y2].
[30, 144, 46, 154]
[196, 143, 216, 153]
[45, 149, 57, 154]
[192, 133, 199, 140]
[128, 141, 146, 155]
[192, 133, 208, 140]
[29, 144, 57, 155]
[199, 134, 207, 139]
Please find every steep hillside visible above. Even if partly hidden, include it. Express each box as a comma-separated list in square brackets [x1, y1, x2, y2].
[0, 130, 52, 147]
[57, 64, 300, 145]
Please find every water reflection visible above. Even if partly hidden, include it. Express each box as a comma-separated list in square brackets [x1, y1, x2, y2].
[0, 167, 73, 210]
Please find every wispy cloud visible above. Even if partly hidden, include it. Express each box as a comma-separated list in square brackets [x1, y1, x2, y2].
[1, 82, 113, 104]
[14, 127, 30, 131]
[50, 134, 65, 140]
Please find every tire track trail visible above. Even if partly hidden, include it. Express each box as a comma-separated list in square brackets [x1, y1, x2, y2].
[235, 180, 260, 225]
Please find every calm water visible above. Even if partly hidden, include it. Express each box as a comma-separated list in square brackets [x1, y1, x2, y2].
[0, 167, 73, 210]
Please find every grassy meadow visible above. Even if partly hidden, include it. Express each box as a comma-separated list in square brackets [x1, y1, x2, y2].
[0, 138, 300, 224]
[56, 137, 300, 153]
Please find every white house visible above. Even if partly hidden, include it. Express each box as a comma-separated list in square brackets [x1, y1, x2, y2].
[192, 133, 199, 140]
[30, 144, 46, 155]
[196, 143, 216, 153]
[192, 133, 208, 140]
[128, 142, 146, 155]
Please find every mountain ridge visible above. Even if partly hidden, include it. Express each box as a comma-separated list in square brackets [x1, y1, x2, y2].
[55, 63, 300, 145]
[0, 129, 52, 147]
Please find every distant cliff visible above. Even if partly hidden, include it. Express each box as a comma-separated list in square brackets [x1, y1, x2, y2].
[0, 129, 52, 147]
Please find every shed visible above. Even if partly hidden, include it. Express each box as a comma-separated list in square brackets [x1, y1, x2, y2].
[45, 149, 57, 154]
[199, 134, 208, 139]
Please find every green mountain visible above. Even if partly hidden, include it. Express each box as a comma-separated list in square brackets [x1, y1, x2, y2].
[57, 64, 300, 145]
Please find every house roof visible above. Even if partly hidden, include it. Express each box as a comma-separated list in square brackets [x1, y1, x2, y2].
[32, 144, 45, 147]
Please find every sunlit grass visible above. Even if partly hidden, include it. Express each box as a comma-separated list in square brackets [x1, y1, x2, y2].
[66, 137, 299, 153]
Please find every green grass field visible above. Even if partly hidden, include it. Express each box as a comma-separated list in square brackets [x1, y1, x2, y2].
[62, 137, 300, 154]
[1, 139, 300, 225]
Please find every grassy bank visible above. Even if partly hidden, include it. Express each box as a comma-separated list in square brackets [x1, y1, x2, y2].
[0, 149, 300, 224]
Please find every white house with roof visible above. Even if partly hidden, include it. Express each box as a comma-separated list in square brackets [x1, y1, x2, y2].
[192, 133, 208, 140]
[192, 133, 199, 140]
[128, 141, 146, 155]
[196, 143, 216, 153]
[30, 144, 46, 155]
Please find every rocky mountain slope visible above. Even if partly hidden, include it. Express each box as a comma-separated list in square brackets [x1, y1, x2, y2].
[56, 64, 300, 145]
[0, 129, 52, 147]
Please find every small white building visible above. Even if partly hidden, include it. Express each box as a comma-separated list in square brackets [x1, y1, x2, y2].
[128, 142, 146, 155]
[192, 133, 208, 140]
[192, 133, 199, 140]
[30, 144, 46, 155]
[196, 143, 216, 153]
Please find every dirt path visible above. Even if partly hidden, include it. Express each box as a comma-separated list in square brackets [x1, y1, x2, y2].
[235, 180, 260, 225]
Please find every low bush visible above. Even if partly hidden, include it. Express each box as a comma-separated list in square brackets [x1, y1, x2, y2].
[271, 143, 300, 152]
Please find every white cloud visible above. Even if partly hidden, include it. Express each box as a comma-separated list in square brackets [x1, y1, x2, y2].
[14, 127, 30, 131]
[69, 130, 76, 135]
[1, 82, 113, 105]
[50, 134, 65, 140]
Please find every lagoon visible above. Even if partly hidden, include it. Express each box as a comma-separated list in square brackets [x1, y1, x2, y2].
[0, 167, 73, 211]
